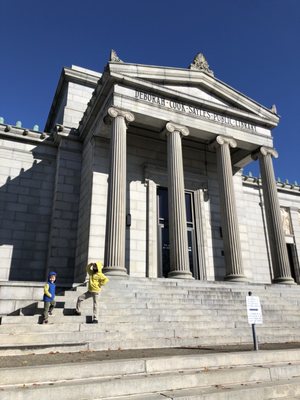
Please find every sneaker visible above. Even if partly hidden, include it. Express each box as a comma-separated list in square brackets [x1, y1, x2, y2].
[48, 310, 54, 316]
[92, 319, 98, 324]
[74, 310, 81, 316]
[42, 319, 48, 324]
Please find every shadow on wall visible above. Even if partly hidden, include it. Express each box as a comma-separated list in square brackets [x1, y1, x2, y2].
[0, 138, 82, 283]
[0, 146, 56, 281]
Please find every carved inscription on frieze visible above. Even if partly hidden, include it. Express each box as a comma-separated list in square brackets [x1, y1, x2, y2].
[135, 90, 257, 132]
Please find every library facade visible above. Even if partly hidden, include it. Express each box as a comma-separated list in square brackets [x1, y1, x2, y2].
[1, 52, 300, 285]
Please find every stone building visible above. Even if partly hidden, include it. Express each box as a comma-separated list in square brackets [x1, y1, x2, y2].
[1, 51, 299, 287]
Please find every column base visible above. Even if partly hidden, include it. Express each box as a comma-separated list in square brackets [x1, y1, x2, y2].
[273, 276, 295, 284]
[168, 270, 194, 279]
[102, 266, 128, 277]
[224, 273, 248, 282]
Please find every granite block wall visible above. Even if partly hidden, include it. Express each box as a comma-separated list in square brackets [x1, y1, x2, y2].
[0, 134, 57, 281]
[46, 135, 82, 284]
[74, 139, 94, 281]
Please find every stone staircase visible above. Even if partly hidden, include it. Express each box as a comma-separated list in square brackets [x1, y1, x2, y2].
[1, 278, 300, 398]
[1, 278, 300, 355]
[1, 348, 300, 399]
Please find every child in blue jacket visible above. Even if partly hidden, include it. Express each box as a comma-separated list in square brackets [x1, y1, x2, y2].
[42, 271, 57, 324]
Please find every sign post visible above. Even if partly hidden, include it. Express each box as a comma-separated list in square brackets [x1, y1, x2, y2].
[246, 291, 263, 351]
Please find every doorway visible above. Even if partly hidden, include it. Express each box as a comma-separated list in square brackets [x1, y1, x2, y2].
[287, 243, 299, 282]
[157, 187, 198, 278]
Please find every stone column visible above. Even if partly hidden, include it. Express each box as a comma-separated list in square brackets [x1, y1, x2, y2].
[256, 147, 294, 283]
[103, 107, 134, 276]
[211, 135, 246, 281]
[165, 122, 193, 279]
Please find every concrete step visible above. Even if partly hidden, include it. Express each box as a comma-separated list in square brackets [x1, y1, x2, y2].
[105, 379, 300, 400]
[0, 326, 257, 347]
[1, 324, 300, 355]
[2, 320, 300, 345]
[4, 278, 300, 305]
[2, 310, 300, 329]
[1, 313, 227, 325]
[3, 332, 300, 357]
[1, 315, 88, 324]
[0, 320, 239, 334]
[1, 349, 300, 386]
[2, 307, 249, 319]
[88, 334, 300, 352]
[3, 319, 300, 335]
[1, 350, 300, 399]
[36, 299, 249, 308]
[66, 288, 300, 303]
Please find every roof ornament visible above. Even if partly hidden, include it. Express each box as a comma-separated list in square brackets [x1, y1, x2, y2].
[189, 53, 214, 76]
[110, 49, 123, 63]
[270, 104, 277, 114]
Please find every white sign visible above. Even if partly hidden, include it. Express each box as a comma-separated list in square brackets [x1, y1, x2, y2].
[246, 296, 263, 325]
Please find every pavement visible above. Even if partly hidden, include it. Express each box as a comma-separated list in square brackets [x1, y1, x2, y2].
[1, 342, 300, 369]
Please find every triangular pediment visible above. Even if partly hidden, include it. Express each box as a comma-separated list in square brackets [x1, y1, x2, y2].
[107, 61, 279, 127]
[164, 85, 232, 108]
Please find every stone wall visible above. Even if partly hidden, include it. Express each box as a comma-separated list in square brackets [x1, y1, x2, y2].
[0, 126, 83, 284]
[63, 81, 96, 129]
[241, 176, 300, 284]
[74, 139, 94, 281]
[45, 65, 100, 134]
[0, 128, 57, 281]
[46, 135, 82, 284]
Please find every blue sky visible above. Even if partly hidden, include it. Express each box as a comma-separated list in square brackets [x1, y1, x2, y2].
[1, 0, 299, 182]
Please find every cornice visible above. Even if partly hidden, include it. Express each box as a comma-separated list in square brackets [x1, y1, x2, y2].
[109, 72, 278, 128]
[45, 67, 101, 133]
[108, 63, 279, 125]
[63, 67, 100, 86]
[77, 61, 280, 141]
[77, 70, 113, 141]
[0, 123, 54, 146]
[242, 174, 300, 195]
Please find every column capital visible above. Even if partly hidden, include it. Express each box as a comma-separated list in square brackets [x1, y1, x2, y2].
[165, 122, 189, 137]
[252, 146, 278, 160]
[209, 135, 237, 150]
[107, 107, 135, 124]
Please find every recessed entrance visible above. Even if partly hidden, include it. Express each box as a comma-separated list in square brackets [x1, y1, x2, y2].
[287, 243, 298, 282]
[157, 187, 198, 278]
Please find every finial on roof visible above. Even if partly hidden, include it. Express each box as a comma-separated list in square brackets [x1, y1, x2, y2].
[270, 104, 277, 114]
[110, 49, 123, 63]
[189, 53, 214, 76]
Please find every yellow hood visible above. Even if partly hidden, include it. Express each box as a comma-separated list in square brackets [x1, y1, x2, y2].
[86, 261, 109, 292]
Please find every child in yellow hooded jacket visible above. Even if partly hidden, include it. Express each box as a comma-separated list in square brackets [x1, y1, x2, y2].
[75, 262, 109, 323]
